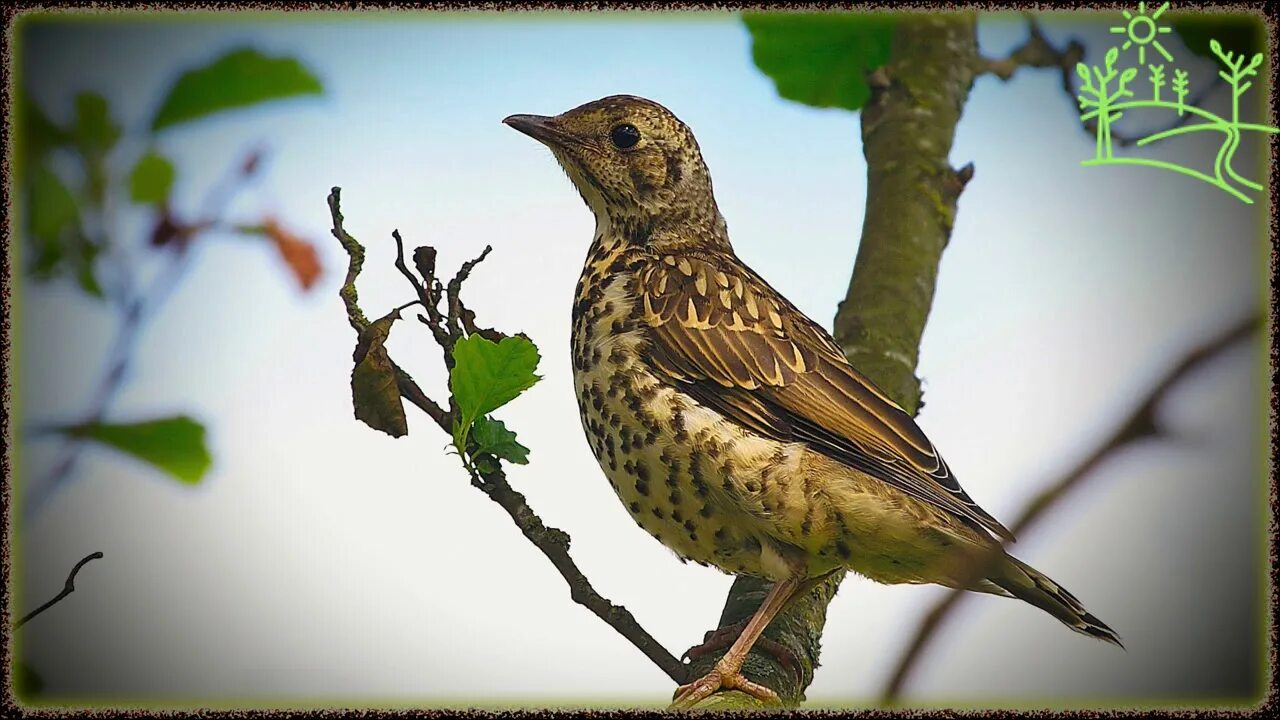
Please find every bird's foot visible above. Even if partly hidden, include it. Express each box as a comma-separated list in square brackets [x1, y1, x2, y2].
[682, 621, 802, 681]
[670, 660, 781, 709]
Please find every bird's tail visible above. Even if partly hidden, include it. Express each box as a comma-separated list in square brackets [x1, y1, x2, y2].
[988, 555, 1123, 648]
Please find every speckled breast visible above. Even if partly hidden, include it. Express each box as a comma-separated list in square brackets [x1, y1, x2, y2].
[569, 251, 810, 581]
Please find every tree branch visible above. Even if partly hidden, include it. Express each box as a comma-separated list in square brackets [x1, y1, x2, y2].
[16, 552, 104, 630]
[881, 312, 1263, 702]
[981, 14, 1225, 148]
[326, 186, 689, 686]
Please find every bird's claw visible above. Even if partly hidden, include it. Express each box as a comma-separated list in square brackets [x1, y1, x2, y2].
[670, 663, 781, 709]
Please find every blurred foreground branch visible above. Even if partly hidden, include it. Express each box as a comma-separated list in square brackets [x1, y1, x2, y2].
[882, 312, 1263, 702]
[327, 187, 689, 686]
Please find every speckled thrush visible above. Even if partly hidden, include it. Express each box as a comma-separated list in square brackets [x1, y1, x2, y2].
[504, 95, 1120, 708]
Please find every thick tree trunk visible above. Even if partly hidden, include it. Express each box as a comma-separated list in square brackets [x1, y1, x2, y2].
[686, 14, 981, 708]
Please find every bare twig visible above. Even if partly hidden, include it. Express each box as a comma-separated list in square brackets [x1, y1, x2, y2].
[16, 552, 104, 630]
[327, 186, 689, 685]
[981, 15, 1225, 148]
[882, 312, 1263, 702]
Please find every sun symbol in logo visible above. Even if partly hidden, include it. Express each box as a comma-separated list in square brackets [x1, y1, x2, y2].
[1110, 1, 1175, 64]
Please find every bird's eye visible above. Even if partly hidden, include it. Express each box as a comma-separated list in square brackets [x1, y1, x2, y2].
[610, 124, 641, 150]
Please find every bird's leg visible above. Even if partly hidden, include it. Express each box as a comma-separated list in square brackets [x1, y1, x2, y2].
[681, 620, 803, 681]
[682, 567, 841, 673]
[670, 570, 803, 709]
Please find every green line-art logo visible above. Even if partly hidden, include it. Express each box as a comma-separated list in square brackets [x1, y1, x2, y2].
[1078, 3, 1277, 204]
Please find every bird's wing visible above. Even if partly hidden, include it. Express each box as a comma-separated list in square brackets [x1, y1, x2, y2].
[639, 252, 1015, 543]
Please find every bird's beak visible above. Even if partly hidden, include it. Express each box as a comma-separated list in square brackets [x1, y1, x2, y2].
[503, 114, 581, 149]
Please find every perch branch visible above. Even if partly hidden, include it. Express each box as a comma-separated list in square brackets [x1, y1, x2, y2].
[16, 552, 104, 630]
[981, 14, 1225, 147]
[881, 312, 1263, 702]
[327, 186, 689, 686]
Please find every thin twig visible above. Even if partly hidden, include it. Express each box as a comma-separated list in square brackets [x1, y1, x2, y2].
[16, 552, 104, 629]
[327, 187, 688, 684]
[881, 312, 1263, 702]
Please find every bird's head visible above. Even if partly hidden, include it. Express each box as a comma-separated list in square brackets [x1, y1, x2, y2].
[504, 95, 725, 243]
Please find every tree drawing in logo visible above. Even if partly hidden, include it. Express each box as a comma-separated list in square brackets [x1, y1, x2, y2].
[1079, 3, 1276, 204]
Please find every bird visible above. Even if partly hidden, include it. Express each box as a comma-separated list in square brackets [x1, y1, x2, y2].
[503, 95, 1120, 708]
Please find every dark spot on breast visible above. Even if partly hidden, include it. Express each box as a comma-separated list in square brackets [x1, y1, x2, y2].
[668, 490, 682, 506]
[629, 501, 641, 513]
[672, 410, 688, 442]
[696, 474, 716, 497]
[714, 528, 727, 541]
[636, 464, 651, 483]
[835, 540, 851, 560]
[699, 504, 713, 518]
[672, 509, 683, 523]
[651, 507, 665, 520]
[635, 480, 650, 496]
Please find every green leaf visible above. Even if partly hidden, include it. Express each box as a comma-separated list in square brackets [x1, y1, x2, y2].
[25, 164, 103, 298]
[151, 48, 323, 131]
[743, 12, 896, 112]
[70, 92, 121, 155]
[129, 151, 176, 205]
[29, 165, 80, 245]
[449, 335, 542, 427]
[17, 88, 67, 167]
[64, 416, 212, 485]
[1172, 13, 1262, 62]
[351, 313, 408, 438]
[471, 416, 531, 465]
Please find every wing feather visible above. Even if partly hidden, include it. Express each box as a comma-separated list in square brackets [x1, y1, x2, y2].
[640, 252, 1015, 543]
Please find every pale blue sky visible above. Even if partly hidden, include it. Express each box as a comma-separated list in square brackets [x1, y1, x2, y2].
[14, 11, 1270, 707]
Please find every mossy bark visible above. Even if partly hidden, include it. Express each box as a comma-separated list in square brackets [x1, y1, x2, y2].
[685, 14, 980, 709]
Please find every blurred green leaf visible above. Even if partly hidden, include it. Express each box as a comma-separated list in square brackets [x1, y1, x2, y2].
[472, 416, 531, 465]
[26, 164, 103, 298]
[129, 151, 175, 205]
[351, 313, 407, 438]
[18, 89, 67, 167]
[15, 662, 44, 700]
[1170, 13, 1262, 61]
[743, 12, 896, 112]
[151, 48, 323, 131]
[64, 416, 212, 485]
[70, 92, 121, 154]
[29, 165, 80, 246]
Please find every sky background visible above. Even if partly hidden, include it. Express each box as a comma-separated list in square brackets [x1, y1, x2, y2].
[11, 9, 1271, 709]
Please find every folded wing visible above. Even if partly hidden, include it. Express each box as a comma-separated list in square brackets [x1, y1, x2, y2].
[640, 252, 1015, 544]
